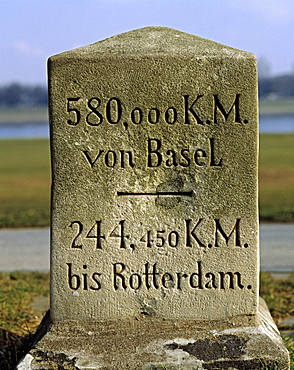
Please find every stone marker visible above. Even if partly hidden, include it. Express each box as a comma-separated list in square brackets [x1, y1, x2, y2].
[17, 27, 289, 369]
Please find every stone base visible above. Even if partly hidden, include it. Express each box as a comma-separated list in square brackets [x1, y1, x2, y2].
[17, 298, 289, 370]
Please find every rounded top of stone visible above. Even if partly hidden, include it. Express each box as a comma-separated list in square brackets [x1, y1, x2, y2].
[50, 26, 254, 60]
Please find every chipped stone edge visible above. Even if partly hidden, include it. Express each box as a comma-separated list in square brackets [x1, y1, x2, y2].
[16, 353, 34, 370]
[16, 299, 290, 369]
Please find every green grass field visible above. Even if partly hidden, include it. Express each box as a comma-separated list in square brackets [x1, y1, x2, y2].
[259, 134, 294, 222]
[0, 134, 293, 227]
[0, 139, 50, 227]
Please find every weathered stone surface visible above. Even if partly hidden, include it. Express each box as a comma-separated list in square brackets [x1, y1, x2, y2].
[15, 26, 290, 370]
[17, 299, 290, 369]
[48, 26, 259, 323]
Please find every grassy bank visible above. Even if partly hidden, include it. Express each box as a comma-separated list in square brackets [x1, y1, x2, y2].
[259, 134, 294, 222]
[0, 139, 50, 227]
[0, 271, 50, 335]
[0, 271, 292, 337]
[0, 134, 293, 227]
[0, 271, 293, 368]
[0, 107, 48, 124]
[259, 98, 294, 116]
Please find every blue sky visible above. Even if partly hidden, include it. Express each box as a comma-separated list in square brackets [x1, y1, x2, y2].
[1, 0, 293, 85]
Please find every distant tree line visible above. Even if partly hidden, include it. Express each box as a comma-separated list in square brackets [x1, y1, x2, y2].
[0, 83, 48, 108]
[0, 74, 293, 108]
[259, 73, 294, 98]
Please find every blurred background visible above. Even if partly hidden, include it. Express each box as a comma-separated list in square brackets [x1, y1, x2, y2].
[1, 0, 293, 227]
[0, 2, 293, 356]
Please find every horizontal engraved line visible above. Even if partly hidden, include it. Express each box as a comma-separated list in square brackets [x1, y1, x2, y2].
[117, 191, 193, 197]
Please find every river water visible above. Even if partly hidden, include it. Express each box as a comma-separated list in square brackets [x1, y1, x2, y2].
[0, 115, 293, 138]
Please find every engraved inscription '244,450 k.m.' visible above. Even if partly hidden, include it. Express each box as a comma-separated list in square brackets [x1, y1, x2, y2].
[69, 218, 249, 250]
